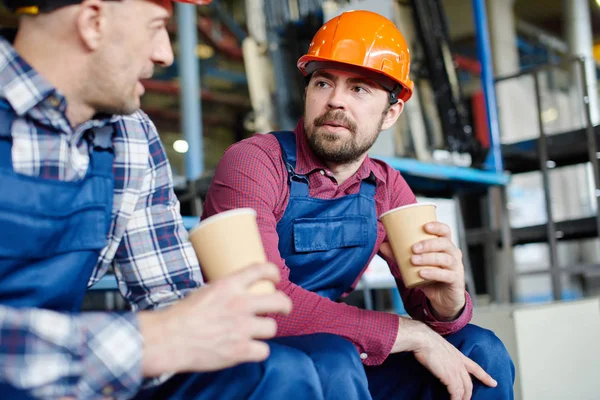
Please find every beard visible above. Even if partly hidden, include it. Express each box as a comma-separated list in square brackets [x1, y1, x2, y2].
[305, 109, 384, 164]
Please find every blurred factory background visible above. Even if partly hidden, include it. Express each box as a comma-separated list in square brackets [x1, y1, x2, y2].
[3, 1, 600, 398]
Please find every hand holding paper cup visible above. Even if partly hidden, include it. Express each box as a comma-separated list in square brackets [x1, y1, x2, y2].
[188, 208, 275, 294]
[379, 203, 438, 288]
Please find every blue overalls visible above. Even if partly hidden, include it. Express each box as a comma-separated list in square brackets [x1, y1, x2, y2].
[0, 104, 115, 399]
[272, 131, 515, 400]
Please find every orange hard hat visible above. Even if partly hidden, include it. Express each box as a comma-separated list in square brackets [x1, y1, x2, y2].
[297, 10, 414, 103]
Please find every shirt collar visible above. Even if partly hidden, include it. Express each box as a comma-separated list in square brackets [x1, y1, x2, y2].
[0, 37, 60, 116]
[293, 118, 385, 184]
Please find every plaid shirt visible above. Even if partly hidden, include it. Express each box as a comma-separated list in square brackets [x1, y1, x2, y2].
[203, 122, 473, 366]
[0, 37, 202, 398]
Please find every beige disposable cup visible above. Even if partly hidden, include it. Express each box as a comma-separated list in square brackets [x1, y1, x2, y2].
[379, 203, 438, 289]
[188, 208, 275, 294]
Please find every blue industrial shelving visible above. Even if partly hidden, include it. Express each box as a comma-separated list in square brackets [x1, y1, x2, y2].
[378, 157, 509, 197]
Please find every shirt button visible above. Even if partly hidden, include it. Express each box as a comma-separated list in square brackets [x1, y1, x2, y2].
[48, 97, 61, 107]
[102, 386, 114, 396]
[360, 353, 368, 360]
[320, 170, 325, 175]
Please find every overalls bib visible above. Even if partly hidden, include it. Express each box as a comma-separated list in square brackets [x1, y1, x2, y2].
[0, 103, 114, 312]
[273, 131, 378, 300]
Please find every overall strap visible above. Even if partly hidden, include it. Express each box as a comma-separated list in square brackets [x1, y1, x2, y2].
[271, 131, 309, 197]
[359, 171, 378, 197]
[89, 124, 116, 177]
[0, 100, 16, 169]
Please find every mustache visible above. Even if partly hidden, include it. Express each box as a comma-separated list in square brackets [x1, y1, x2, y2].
[314, 111, 357, 132]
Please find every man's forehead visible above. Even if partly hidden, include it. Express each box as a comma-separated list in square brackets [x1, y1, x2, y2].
[313, 69, 382, 88]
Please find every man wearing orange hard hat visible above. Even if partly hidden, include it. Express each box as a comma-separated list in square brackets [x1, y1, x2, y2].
[0, 0, 363, 398]
[204, 10, 515, 399]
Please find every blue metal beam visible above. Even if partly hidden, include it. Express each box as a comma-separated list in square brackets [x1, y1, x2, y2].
[378, 157, 509, 187]
[177, 4, 204, 180]
[473, 0, 504, 173]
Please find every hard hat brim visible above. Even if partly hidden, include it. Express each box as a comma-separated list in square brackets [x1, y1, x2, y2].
[298, 54, 413, 103]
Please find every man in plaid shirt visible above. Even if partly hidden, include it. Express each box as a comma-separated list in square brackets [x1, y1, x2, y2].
[0, 0, 373, 399]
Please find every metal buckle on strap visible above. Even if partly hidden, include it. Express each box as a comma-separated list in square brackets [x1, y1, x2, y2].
[285, 162, 309, 185]
[290, 174, 309, 185]
[90, 125, 114, 151]
[365, 171, 377, 184]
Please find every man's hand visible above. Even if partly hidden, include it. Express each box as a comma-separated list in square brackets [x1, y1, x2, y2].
[393, 318, 497, 400]
[410, 221, 466, 320]
[139, 262, 292, 377]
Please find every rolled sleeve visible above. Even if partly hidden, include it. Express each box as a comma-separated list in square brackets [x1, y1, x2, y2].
[0, 306, 142, 399]
[114, 116, 203, 311]
[421, 291, 473, 336]
[380, 247, 473, 337]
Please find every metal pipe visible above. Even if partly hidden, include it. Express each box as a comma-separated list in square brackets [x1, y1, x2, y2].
[516, 19, 568, 55]
[245, 0, 268, 43]
[472, 0, 503, 173]
[566, 0, 599, 124]
[579, 58, 600, 250]
[498, 186, 515, 303]
[566, 0, 600, 273]
[495, 57, 579, 83]
[533, 72, 561, 301]
[454, 195, 476, 302]
[177, 4, 204, 181]
[519, 263, 600, 276]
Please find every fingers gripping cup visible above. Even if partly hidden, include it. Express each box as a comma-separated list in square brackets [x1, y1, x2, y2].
[188, 208, 275, 294]
[379, 203, 438, 289]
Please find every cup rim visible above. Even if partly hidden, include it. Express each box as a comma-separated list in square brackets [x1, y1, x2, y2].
[378, 202, 437, 220]
[189, 208, 257, 235]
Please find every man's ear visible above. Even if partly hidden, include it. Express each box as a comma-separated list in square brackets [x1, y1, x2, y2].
[76, 0, 108, 51]
[381, 99, 404, 131]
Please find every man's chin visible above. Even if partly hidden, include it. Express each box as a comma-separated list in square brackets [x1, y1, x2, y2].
[311, 141, 348, 161]
[98, 100, 140, 117]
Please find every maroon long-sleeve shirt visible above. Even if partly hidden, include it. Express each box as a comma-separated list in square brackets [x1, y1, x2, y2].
[202, 121, 472, 366]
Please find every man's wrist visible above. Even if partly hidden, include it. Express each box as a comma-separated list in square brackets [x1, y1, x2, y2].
[428, 294, 466, 322]
[139, 309, 179, 377]
[392, 317, 429, 353]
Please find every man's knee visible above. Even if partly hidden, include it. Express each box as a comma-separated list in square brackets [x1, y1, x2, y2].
[450, 324, 515, 381]
[263, 342, 324, 397]
[268, 334, 370, 399]
[295, 333, 365, 371]
[283, 334, 370, 400]
[307, 333, 360, 357]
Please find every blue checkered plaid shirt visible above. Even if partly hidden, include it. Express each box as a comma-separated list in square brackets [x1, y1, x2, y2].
[0, 36, 203, 398]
